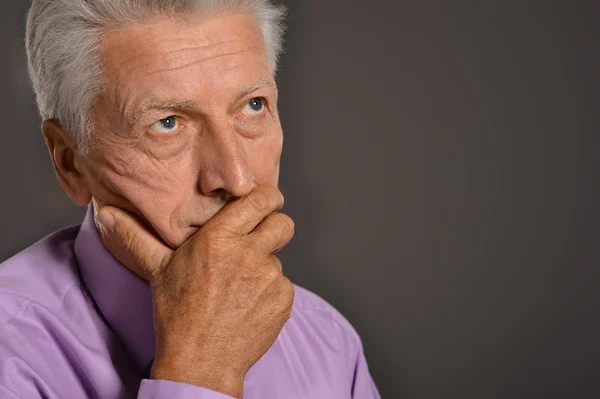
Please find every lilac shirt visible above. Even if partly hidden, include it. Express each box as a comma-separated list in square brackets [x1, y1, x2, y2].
[0, 206, 380, 398]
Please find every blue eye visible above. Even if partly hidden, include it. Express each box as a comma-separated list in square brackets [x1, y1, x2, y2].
[150, 116, 178, 133]
[243, 98, 265, 115]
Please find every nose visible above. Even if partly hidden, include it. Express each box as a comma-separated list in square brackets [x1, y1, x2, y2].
[197, 126, 255, 199]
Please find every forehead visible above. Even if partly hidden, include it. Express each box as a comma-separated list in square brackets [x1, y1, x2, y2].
[99, 13, 271, 114]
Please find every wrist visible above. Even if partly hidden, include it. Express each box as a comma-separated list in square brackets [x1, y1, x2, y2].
[150, 355, 246, 398]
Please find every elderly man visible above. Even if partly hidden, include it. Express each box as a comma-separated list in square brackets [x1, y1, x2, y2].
[0, 0, 380, 398]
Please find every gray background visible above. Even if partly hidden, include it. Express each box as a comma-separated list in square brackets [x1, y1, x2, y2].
[1, 1, 599, 398]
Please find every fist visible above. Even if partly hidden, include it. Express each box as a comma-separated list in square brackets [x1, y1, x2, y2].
[97, 185, 295, 398]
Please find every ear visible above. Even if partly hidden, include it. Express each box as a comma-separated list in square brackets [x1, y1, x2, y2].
[42, 120, 92, 206]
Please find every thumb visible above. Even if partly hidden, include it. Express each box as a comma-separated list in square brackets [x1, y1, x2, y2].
[97, 206, 172, 280]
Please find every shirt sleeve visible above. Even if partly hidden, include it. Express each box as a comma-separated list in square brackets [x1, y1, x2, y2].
[350, 343, 382, 399]
[137, 379, 236, 399]
[0, 385, 25, 399]
[328, 307, 381, 399]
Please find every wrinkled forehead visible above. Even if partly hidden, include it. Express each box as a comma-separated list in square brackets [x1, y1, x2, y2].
[96, 13, 272, 121]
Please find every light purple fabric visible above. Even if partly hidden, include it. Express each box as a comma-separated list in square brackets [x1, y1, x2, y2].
[0, 206, 380, 398]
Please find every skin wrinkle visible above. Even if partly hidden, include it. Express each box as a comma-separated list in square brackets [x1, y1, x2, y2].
[131, 82, 276, 143]
[110, 60, 275, 135]
[107, 16, 261, 75]
[97, 34, 244, 136]
[113, 38, 243, 70]
[143, 46, 266, 77]
[130, 78, 272, 128]
[87, 169, 167, 240]
[86, 120, 177, 241]
[70, 13, 283, 249]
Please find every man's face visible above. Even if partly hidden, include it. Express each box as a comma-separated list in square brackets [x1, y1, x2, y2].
[78, 13, 283, 248]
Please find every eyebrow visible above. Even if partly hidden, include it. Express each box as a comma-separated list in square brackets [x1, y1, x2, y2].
[132, 79, 274, 123]
[140, 100, 196, 114]
[235, 78, 274, 102]
[132, 100, 196, 124]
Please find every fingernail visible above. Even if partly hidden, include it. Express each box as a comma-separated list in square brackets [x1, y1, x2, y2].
[97, 210, 115, 231]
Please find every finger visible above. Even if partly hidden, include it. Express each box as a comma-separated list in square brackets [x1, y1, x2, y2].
[97, 206, 173, 279]
[270, 254, 283, 273]
[206, 185, 285, 236]
[250, 212, 295, 254]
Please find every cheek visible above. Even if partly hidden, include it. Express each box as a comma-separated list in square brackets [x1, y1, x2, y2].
[85, 149, 193, 216]
[249, 133, 283, 184]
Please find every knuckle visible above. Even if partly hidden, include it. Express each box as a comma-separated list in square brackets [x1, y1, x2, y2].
[259, 185, 284, 210]
[271, 255, 283, 272]
[276, 276, 295, 314]
[280, 277, 295, 300]
[264, 213, 294, 241]
[263, 263, 282, 281]
[240, 250, 267, 275]
[270, 187, 285, 209]
[276, 213, 295, 234]
[247, 189, 271, 213]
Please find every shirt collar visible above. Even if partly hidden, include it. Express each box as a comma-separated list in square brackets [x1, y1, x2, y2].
[74, 205, 155, 372]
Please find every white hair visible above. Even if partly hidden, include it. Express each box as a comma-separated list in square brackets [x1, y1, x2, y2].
[26, 0, 287, 154]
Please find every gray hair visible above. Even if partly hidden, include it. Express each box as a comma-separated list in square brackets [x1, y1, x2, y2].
[26, 0, 287, 154]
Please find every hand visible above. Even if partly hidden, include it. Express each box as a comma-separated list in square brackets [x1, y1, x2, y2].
[97, 185, 295, 398]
